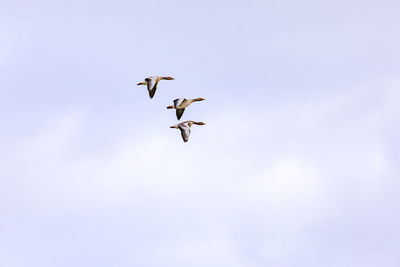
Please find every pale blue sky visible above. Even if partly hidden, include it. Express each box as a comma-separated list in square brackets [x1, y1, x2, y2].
[1, 0, 400, 266]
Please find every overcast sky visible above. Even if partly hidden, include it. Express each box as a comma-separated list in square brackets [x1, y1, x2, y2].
[1, 0, 400, 266]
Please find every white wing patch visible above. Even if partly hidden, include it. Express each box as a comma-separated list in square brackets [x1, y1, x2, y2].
[173, 98, 184, 108]
[178, 123, 191, 142]
[145, 77, 158, 98]
[145, 77, 157, 91]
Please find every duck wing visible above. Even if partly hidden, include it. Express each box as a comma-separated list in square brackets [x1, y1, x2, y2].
[179, 99, 192, 108]
[176, 108, 185, 120]
[145, 77, 158, 98]
[173, 98, 184, 108]
[178, 123, 191, 142]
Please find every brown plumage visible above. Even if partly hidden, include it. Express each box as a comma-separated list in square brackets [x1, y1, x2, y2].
[137, 76, 175, 98]
[170, 121, 206, 142]
[166, 98, 205, 120]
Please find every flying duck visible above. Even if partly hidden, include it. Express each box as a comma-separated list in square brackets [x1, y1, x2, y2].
[137, 76, 175, 99]
[170, 121, 206, 142]
[167, 98, 205, 120]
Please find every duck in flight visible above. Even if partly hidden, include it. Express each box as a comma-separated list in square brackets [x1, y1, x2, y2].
[167, 98, 205, 120]
[170, 121, 206, 142]
[137, 76, 175, 99]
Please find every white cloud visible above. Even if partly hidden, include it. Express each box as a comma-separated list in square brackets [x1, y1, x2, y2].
[1, 75, 398, 266]
[0, 2, 399, 262]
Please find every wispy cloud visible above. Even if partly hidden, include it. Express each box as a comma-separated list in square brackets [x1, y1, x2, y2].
[1, 75, 398, 266]
[1, 0, 399, 266]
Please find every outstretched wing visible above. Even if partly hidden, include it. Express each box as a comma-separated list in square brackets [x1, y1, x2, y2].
[179, 99, 192, 108]
[145, 77, 158, 98]
[176, 108, 185, 120]
[173, 98, 184, 108]
[178, 123, 191, 142]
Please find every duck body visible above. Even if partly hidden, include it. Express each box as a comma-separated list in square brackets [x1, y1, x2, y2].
[167, 98, 205, 120]
[137, 76, 174, 99]
[170, 120, 206, 142]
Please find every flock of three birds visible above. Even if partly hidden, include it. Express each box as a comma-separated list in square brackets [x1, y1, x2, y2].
[137, 76, 206, 142]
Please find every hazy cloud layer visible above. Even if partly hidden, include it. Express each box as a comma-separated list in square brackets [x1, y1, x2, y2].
[1, 0, 399, 266]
